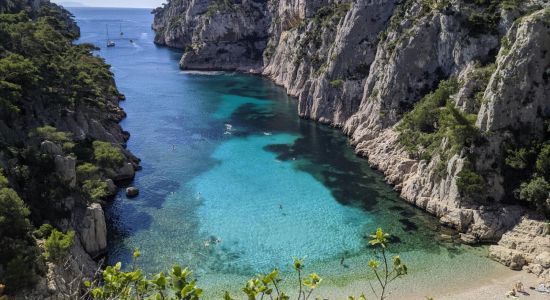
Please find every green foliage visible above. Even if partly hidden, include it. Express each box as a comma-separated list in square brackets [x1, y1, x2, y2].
[88, 249, 203, 300]
[0, 187, 39, 291]
[461, 0, 501, 37]
[535, 144, 550, 177]
[77, 162, 100, 181]
[505, 148, 531, 170]
[88, 228, 407, 300]
[0, 187, 31, 238]
[31, 125, 71, 143]
[0, 169, 8, 188]
[82, 179, 109, 202]
[93, 140, 124, 168]
[519, 177, 550, 213]
[0, 8, 117, 112]
[205, 0, 233, 18]
[456, 167, 486, 197]
[329, 79, 344, 88]
[33, 223, 54, 239]
[0, 53, 39, 113]
[503, 140, 550, 214]
[367, 228, 408, 300]
[44, 229, 75, 262]
[397, 77, 479, 164]
[501, 0, 522, 11]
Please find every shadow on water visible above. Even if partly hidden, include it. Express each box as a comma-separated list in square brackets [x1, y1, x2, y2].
[211, 76, 469, 257]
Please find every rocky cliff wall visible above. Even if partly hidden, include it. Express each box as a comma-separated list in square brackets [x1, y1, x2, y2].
[153, 0, 550, 273]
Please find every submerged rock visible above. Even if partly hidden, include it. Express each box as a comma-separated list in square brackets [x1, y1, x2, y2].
[112, 162, 136, 182]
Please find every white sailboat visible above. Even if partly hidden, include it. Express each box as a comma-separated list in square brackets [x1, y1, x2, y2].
[106, 25, 115, 47]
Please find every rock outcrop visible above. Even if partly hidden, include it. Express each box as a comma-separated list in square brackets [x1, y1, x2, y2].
[153, 0, 271, 72]
[153, 0, 550, 272]
[78, 203, 108, 258]
[489, 217, 550, 275]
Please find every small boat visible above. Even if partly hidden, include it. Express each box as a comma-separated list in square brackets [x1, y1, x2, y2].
[106, 25, 115, 47]
[129, 39, 134, 43]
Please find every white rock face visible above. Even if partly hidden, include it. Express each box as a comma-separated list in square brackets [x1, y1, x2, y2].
[78, 203, 107, 258]
[489, 217, 550, 270]
[54, 155, 76, 188]
[153, 0, 271, 72]
[477, 9, 550, 136]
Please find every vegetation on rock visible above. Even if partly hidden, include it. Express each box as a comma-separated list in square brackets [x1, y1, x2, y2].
[0, 0, 132, 293]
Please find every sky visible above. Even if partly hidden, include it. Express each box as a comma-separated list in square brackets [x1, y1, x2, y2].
[51, 0, 166, 8]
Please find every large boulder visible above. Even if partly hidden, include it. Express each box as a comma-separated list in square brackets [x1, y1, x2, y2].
[112, 162, 135, 182]
[105, 179, 117, 197]
[40, 140, 63, 156]
[54, 155, 76, 188]
[78, 203, 107, 258]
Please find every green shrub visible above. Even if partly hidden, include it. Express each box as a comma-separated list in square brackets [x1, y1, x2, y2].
[82, 179, 108, 202]
[535, 143, 550, 177]
[33, 223, 54, 239]
[44, 229, 75, 262]
[501, 0, 522, 11]
[0, 169, 8, 188]
[0, 187, 31, 237]
[0, 53, 39, 113]
[93, 140, 124, 168]
[397, 77, 479, 162]
[329, 79, 344, 88]
[456, 168, 485, 197]
[32, 125, 71, 143]
[519, 177, 550, 213]
[77, 162, 99, 181]
[0, 187, 39, 291]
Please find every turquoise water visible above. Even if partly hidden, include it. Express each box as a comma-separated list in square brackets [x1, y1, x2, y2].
[70, 7, 507, 298]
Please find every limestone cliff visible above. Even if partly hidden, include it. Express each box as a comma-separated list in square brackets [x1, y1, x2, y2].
[153, 0, 550, 272]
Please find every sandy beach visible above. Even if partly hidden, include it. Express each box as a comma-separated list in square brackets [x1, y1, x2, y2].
[312, 268, 548, 300]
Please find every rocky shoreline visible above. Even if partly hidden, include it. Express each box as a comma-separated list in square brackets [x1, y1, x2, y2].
[152, 0, 550, 278]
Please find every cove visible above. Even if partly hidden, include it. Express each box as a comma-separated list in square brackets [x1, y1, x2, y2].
[70, 7, 509, 298]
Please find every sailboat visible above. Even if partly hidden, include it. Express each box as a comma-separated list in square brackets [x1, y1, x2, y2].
[106, 25, 115, 47]
[120, 24, 124, 36]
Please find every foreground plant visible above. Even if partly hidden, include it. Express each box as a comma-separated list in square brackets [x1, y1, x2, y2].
[85, 249, 203, 300]
[367, 228, 408, 300]
[85, 228, 405, 299]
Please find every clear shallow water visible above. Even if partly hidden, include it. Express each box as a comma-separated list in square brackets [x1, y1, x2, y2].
[70, 7, 507, 298]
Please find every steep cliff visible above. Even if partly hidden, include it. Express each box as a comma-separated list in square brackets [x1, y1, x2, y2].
[153, 0, 272, 71]
[153, 0, 550, 273]
[0, 0, 138, 297]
